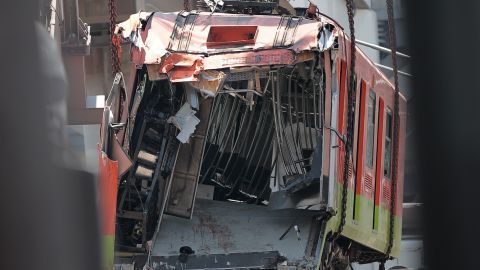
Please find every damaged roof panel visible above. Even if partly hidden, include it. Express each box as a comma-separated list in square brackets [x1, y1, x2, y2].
[116, 11, 335, 66]
[145, 49, 298, 82]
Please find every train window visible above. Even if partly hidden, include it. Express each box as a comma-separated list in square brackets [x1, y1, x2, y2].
[384, 108, 393, 179]
[366, 90, 376, 168]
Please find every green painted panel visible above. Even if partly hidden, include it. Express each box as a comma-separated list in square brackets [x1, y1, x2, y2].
[324, 183, 402, 257]
[103, 235, 115, 270]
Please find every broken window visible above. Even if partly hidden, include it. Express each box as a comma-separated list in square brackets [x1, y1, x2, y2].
[366, 90, 376, 168]
[199, 62, 324, 202]
[113, 57, 327, 250]
[384, 107, 393, 179]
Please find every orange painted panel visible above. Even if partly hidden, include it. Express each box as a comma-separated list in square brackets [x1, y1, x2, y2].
[206, 26, 258, 47]
[98, 144, 119, 236]
[336, 60, 347, 184]
[338, 61, 347, 135]
[355, 81, 367, 196]
[374, 99, 385, 206]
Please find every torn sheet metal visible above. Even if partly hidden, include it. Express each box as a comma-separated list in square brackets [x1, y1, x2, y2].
[157, 54, 204, 74]
[189, 70, 227, 97]
[185, 85, 200, 110]
[116, 11, 172, 64]
[145, 54, 205, 82]
[117, 11, 329, 66]
[318, 25, 336, 52]
[202, 0, 225, 12]
[115, 12, 151, 40]
[144, 49, 296, 84]
[115, 12, 341, 85]
[168, 103, 201, 143]
[115, 13, 148, 49]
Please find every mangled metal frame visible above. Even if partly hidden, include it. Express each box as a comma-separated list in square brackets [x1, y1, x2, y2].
[101, 9, 353, 269]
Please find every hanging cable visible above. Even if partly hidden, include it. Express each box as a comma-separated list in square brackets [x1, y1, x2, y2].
[334, 0, 357, 240]
[108, 0, 121, 76]
[380, 0, 401, 269]
[184, 0, 191, 11]
[108, 0, 126, 123]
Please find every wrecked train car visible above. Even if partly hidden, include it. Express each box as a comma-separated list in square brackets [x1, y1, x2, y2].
[99, 8, 406, 270]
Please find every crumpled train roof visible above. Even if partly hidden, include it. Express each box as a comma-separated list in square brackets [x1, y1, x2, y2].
[116, 11, 339, 67]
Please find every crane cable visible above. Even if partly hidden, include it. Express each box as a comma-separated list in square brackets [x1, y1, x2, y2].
[184, 0, 191, 11]
[108, 0, 121, 75]
[108, 0, 126, 123]
[334, 0, 357, 241]
[380, 0, 401, 269]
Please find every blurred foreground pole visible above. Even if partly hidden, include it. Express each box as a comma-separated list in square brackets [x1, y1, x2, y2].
[0, 2, 101, 270]
[407, 1, 480, 269]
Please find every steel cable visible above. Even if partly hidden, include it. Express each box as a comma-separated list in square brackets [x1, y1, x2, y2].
[380, 0, 401, 269]
[335, 0, 357, 239]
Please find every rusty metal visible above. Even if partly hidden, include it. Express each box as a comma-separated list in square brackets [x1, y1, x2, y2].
[108, 0, 121, 75]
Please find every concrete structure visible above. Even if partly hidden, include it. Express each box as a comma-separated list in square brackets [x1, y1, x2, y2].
[39, 0, 199, 173]
[62, 0, 185, 172]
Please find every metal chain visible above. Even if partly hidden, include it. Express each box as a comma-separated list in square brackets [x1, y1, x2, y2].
[108, 0, 121, 75]
[335, 0, 357, 240]
[108, 0, 125, 126]
[380, 0, 400, 269]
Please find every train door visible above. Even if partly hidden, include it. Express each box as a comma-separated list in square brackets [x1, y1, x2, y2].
[373, 98, 385, 230]
[353, 80, 367, 221]
[328, 59, 340, 208]
[363, 89, 377, 223]
[381, 107, 394, 228]
[373, 100, 394, 232]
[335, 60, 347, 210]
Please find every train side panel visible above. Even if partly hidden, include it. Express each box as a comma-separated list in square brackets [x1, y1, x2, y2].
[324, 34, 405, 257]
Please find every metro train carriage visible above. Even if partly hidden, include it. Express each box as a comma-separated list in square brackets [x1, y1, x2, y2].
[99, 5, 406, 270]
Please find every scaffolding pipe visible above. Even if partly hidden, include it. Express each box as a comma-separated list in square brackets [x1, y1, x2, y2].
[357, 39, 411, 59]
[375, 63, 413, 78]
